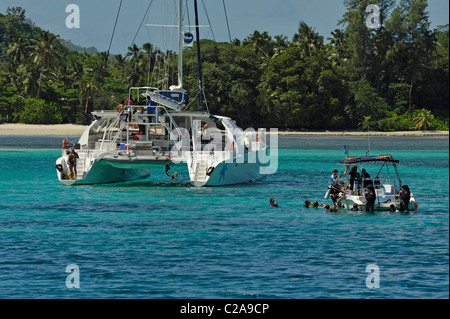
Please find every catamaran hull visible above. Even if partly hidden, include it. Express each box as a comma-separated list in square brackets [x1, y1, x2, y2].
[56, 157, 150, 185]
[187, 149, 270, 187]
[204, 161, 265, 186]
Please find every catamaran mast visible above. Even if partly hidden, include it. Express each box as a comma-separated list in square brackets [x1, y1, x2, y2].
[169, 0, 183, 91]
[193, 0, 204, 112]
[177, 0, 183, 90]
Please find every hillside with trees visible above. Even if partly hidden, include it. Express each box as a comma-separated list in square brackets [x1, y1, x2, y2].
[0, 1, 448, 131]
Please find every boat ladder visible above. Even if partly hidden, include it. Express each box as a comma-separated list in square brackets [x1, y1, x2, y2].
[193, 160, 209, 186]
[107, 121, 127, 151]
[74, 153, 90, 180]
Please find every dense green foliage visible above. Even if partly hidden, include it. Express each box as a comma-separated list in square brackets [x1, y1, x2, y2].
[0, 2, 448, 130]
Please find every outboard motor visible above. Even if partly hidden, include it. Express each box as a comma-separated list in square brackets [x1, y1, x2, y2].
[399, 185, 411, 211]
[364, 184, 376, 212]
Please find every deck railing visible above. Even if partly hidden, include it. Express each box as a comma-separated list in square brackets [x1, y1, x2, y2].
[99, 105, 184, 154]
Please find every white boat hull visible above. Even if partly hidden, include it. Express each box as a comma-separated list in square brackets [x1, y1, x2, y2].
[56, 156, 150, 185]
[187, 148, 269, 187]
[337, 193, 418, 211]
[204, 161, 265, 186]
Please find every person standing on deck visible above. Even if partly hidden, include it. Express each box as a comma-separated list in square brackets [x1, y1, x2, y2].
[68, 149, 78, 180]
[126, 96, 134, 122]
[116, 101, 124, 113]
[116, 100, 125, 127]
[330, 169, 340, 185]
[348, 166, 360, 192]
[147, 98, 156, 123]
[361, 168, 371, 179]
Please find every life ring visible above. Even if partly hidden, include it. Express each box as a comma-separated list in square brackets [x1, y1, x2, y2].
[62, 139, 67, 149]
[56, 164, 63, 172]
[206, 166, 215, 176]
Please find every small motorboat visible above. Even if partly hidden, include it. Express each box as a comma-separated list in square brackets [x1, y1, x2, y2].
[324, 154, 418, 212]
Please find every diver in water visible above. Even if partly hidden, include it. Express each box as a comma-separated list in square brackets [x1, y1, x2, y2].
[329, 182, 343, 207]
[398, 185, 411, 211]
[165, 165, 171, 176]
[270, 198, 277, 207]
[269, 198, 279, 207]
[364, 184, 376, 212]
[165, 165, 178, 179]
[389, 204, 399, 212]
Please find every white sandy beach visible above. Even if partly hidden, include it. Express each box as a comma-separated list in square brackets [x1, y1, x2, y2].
[0, 123, 448, 137]
[0, 124, 89, 136]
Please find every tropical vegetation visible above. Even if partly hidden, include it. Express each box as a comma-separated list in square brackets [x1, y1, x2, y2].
[0, 1, 448, 131]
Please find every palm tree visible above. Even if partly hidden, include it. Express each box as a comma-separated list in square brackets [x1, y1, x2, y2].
[126, 44, 140, 61]
[243, 31, 275, 59]
[114, 53, 125, 68]
[7, 37, 27, 64]
[19, 63, 42, 97]
[272, 35, 289, 58]
[293, 21, 324, 57]
[30, 30, 63, 98]
[94, 51, 110, 83]
[66, 54, 84, 85]
[413, 109, 434, 130]
[327, 29, 345, 48]
[125, 44, 143, 87]
[141, 43, 154, 83]
[79, 79, 99, 114]
[1, 62, 23, 92]
[326, 29, 348, 65]
[231, 38, 241, 46]
[6, 7, 26, 20]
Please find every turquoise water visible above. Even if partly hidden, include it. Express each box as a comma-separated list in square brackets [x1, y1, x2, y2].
[0, 135, 448, 299]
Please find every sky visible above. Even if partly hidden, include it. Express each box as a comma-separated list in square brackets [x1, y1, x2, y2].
[1, 0, 449, 54]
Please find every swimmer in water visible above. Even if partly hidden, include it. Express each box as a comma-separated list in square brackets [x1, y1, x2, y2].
[270, 198, 279, 207]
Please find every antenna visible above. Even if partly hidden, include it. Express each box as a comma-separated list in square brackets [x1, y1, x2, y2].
[367, 124, 371, 156]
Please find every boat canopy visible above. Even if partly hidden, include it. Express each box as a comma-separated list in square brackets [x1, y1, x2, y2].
[339, 155, 399, 165]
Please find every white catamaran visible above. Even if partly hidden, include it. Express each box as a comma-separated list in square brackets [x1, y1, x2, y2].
[56, 0, 275, 186]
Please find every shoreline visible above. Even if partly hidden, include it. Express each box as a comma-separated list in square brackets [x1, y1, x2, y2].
[0, 124, 89, 137]
[0, 123, 448, 137]
[273, 130, 449, 137]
